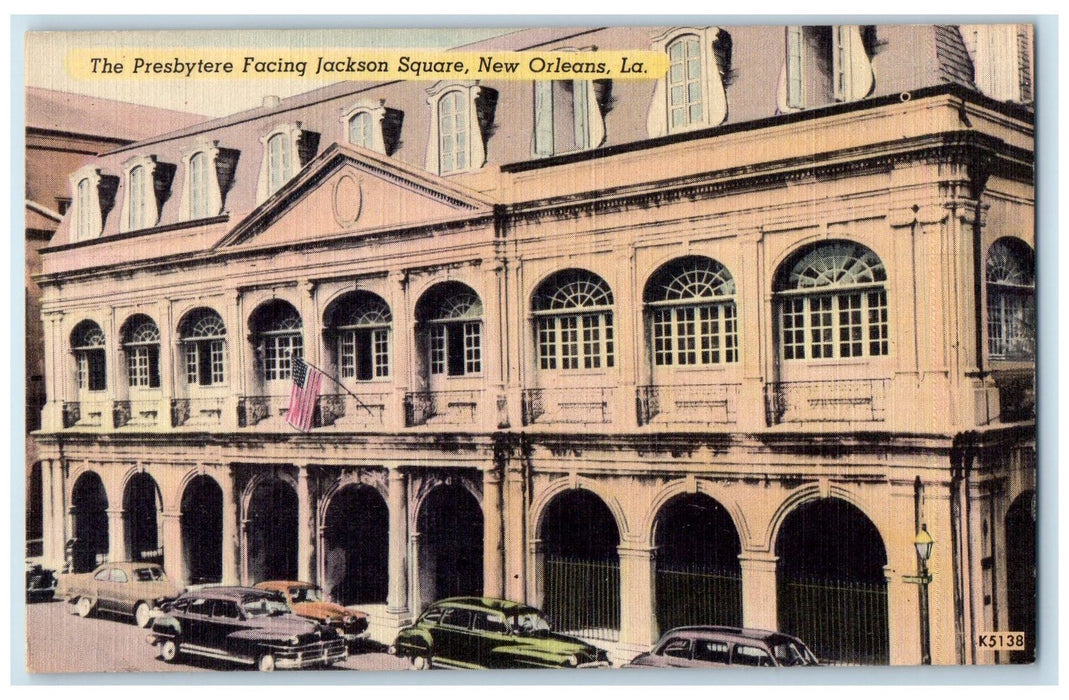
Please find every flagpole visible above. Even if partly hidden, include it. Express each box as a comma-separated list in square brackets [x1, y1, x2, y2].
[299, 357, 376, 416]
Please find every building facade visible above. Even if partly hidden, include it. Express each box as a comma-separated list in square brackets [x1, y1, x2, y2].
[32, 24, 1035, 666]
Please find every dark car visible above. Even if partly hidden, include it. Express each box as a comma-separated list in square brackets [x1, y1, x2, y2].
[26, 562, 57, 602]
[254, 581, 369, 643]
[624, 626, 819, 668]
[147, 586, 347, 671]
[391, 597, 610, 670]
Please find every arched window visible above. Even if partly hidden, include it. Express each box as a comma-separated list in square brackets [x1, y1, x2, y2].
[986, 239, 1035, 360]
[775, 241, 889, 360]
[645, 256, 737, 366]
[417, 283, 483, 377]
[667, 35, 704, 130]
[438, 90, 470, 175]
[533, 270, 615, 370]
[267, 132, 292, 196]
[121, 316, 161, 389]
[71, 321, 107, 392]
[251, 302, 303, 382]
[179, 308, 227, 387]
[348, 111, 374, 150]
[328, 293, 391, 381]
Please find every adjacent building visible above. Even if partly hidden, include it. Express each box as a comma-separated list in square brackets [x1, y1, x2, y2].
[31, 25, 1036, 666]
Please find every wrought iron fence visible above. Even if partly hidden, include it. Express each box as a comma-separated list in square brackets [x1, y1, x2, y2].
[542, 556, 620, 642]
[521, 387, 612, 425]
[764, 378, 890, 425]
[655, 564, 743, 632]
[637, 383, 740, 425]
[778, 574, 889, 666]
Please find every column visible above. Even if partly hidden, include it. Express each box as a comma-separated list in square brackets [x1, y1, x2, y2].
[386, 466, 410, 615]
[736, 230, 767, 430]
[240, 519, 250, 585]
[482, 467, 504, 598]
[296, 465, 314, 582]
[50, 459, 67, 568]
[161, 510, 185, 585]
[617, 544, 658, 653]
[219, 468, 240, 585]
[106, 508, 125, 562]
[739, 551, 779, 630]
[40, 459, 54, 565]
[504, 461, 526, 602]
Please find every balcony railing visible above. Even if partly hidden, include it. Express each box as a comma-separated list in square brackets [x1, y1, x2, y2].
[765, 379, 890, 425]
[316, 392, 389, 428]
[62, 400, 108, 428]
[113, 399, 165, 428]
[237, 395, 291, 428]
[404, 389, 482, 427]
[522, 387, 613, 426]
[637, 383, 740, 426]
[171, 397, 226, 428]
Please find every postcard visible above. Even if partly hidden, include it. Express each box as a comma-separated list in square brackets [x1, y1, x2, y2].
[23, 22, 1036, 675]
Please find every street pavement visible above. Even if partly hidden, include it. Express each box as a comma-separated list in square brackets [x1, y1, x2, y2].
[24, 599, 412, 674]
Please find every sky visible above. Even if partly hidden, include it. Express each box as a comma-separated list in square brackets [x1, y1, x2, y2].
[24, 26, 520, 118]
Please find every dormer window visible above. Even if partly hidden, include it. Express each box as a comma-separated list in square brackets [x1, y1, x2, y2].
[961, 24, 1033, 104]
[340, 100, 404, 156]
[68, 166, 117, 242]
[119, 155, 173, 233]
[257, 124, 320, 203]
[648, 28, 732, 137]
[180, 141, 237, 221]
[533, 77, 609, 157]
[425, 83, 498, 176]
[781, 26, 876, 112]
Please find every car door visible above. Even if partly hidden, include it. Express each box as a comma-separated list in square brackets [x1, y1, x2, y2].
[691, 637, 731, 667]
[95, 567, 120, 613]
[653, 635, 697, 668]
[470, 610, 511, 668]
[435, 606, 475, 666]
[109, 567, 134, 614]
[731, 643, 775, 667]
[183, 596, 214, 648]
[211, 599, 245, 657]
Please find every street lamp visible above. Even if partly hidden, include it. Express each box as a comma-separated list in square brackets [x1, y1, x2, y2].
[912, 524, 934, 665]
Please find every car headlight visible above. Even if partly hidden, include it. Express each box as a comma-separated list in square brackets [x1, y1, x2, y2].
[288, 635, 300, 646]
[565, 655, 578, 667]
[343, 616, 353, 625]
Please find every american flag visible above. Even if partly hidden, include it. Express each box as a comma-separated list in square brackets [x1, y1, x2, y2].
[286, 356, 322, 432]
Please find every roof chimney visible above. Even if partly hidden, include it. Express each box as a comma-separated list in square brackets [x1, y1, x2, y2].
[263, 95, 281, 109]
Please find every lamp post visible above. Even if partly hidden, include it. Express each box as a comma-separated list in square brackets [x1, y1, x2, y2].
[911, 524, 934, 665]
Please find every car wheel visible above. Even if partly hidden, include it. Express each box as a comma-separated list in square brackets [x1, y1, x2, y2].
[160, 639, 180, 663]
[134, 602, 152, 628]
[257, 653, 276, 672]
[411, 654, 432, 670]
[75, 597, 94, 618]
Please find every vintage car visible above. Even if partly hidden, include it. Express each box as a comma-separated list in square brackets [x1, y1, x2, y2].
[624, 626, 819, 668]
[25, 562, 57, 602]
[390, 596, 610, 670]
[55, 561, 183, 627]
[254, 581, 369, 642]
[147, 586, 348, 671]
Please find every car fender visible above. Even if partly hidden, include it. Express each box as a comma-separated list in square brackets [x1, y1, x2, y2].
[149, 616, 181, 638]
[392, 628, 434, 656]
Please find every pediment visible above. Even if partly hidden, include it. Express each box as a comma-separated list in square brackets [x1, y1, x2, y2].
[216, 143, 494, 249]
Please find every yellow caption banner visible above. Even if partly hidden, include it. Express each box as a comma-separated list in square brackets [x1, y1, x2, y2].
[66, 49, 669, 81]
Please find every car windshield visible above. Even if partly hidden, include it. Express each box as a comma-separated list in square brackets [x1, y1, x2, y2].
[133, 567, 166, 582]
[242, 596, 292, 617]
[508, 611, 552, 634]
[770, 640, 819, 666]
[289, 586, 324, 603]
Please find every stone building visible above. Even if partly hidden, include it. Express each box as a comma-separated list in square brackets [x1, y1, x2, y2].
[32, 24, 1035, 666]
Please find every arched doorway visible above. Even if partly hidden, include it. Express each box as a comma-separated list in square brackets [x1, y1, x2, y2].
[654, 493, 742, 633]
[70, 472, 109, 573]
[416, 482, 483, 610]
[181, 475, 222, 585]
[246, 478, 298, 583]
[123, 473, 162, 565]
[775, 498, 889, 665]
[539, 489, 620, 642]
[1005, 491, 1036, 663]
[323, 484, 389, 606]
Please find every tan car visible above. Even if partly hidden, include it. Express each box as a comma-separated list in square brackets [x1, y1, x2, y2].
[254, 581, 369, 643]
[55, 561, 184, 627]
